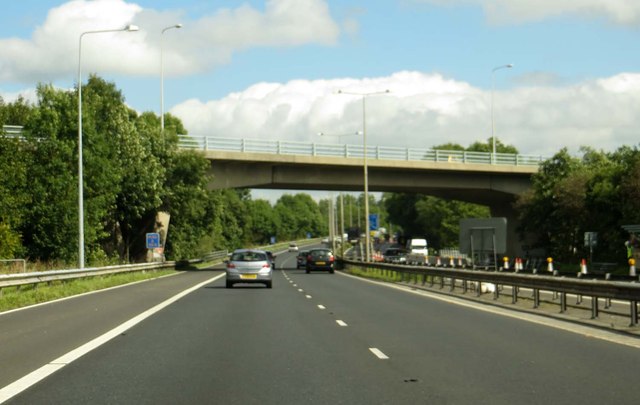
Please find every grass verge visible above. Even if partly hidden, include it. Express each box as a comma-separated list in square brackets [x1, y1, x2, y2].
[345, 266, 403, 283]
[0, 269, 177, 313]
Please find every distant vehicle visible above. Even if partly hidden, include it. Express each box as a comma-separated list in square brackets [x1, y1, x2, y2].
[225, 249, 273, 288]
[407, 238, 428, 255]
[321, 238, 330, 244]
[383, 248, 406, 264]
[265, 251, 276, 265]
[296, 250, 309, 269]
[288, 243, 299, 252]
[306, 248, 335, 273]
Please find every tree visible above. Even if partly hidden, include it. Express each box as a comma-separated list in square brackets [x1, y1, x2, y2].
[384, 193, 489, 249]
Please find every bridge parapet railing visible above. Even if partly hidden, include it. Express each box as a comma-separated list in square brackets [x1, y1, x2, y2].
[178, 135, 546, 167]
[3, 127, 545, 166]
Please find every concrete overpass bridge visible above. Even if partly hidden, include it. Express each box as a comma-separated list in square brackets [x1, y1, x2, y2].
[179, 135, 545, 255]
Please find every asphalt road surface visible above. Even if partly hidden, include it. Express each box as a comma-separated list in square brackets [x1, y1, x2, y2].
[1, 248, 639, 404]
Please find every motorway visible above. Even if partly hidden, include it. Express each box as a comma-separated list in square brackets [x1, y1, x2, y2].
[1, 247, 639, 404]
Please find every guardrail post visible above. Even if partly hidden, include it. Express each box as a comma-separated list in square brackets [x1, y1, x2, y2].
[277, 141, 281, 154]
[476, 281, 482, 297]
[376, 146, 380, 159]
[450, 277, 455, 292]
[512, 285, 518, 304]
[312, 143, 316, 156]
[591, 297, 599, 319]
[631, 301, 638, 326]
[462, 279, 468, 294]
[560, 292, 567, 313]
[533, 289, 540, 308]
[241, 139, 245, 152]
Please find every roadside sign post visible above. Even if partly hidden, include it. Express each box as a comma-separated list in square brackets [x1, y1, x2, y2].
[146, 233, 161, 262]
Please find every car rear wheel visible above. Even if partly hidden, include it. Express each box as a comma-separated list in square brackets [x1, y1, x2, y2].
[226, 281, 233, 288]
[265, 281, 272, 288]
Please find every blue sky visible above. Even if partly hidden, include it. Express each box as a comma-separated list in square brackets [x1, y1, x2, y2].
[2, 0, 640, 162]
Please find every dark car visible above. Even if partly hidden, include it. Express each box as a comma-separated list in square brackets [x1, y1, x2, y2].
[383, 248, 407, 264]
[265, 251, 276, 266]
[306, 248, 334, 273]
[296, 250, 309, 269]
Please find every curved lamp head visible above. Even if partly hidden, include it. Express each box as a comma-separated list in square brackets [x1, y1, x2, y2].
[125, 24, 140, 32]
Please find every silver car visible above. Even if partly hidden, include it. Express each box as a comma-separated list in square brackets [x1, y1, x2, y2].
[225, 249, 273, 288]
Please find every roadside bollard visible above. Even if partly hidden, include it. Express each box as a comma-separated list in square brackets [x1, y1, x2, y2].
[448, 257, 454, 267]
[515, 257, 522, 272]
[436, 256, 442, 267]
[547, 257, 554, 273]
[502, 256, 509, 271]
[580, 258, 588, 275]
[630, 258, 637, 277]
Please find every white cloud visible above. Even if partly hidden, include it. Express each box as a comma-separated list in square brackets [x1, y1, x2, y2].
[0, 0, 340, 82]
[417, 0, 640, 25]
[172, 71, 640, 157]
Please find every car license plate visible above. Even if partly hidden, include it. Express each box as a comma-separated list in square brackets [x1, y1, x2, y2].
[241, 274, 257, 280]
[316, 261, 325, 265]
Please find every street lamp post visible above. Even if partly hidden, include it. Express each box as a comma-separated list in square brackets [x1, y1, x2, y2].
[491, 64, 513, 163]
[337, 89, 390, 262]
[78, 24, 139, 269]
[160, 24, 182, 133]
[317, 131, 362, 259]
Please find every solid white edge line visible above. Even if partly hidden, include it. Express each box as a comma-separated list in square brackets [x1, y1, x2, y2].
[369, 348, 389, 359]
[0, 273, 226, 404]
[336, 320, 347, 326]
[337, 271, 640, 349]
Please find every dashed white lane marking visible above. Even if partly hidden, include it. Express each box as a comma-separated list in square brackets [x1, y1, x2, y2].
[336, 320, 348, 327]
[298, 288, 304, 292]
[318, 305, 326, 310]
[0, 273, 226, 404]
[369, 348, 389, 359]
[305, 295, 312, 299]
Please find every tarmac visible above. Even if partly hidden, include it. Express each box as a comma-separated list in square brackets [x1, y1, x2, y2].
[391, 276, 640, 338]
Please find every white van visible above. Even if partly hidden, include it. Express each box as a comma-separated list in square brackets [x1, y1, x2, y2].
[407, 238, 428, 255]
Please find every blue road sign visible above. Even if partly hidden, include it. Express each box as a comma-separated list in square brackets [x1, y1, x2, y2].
[369, 214, 379, 230]
[146, 233, 161, 249]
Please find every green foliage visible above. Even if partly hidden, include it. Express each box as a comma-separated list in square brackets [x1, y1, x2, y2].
[384, 193, 489, 248]
[275, 194, 325, 240]
[517, 146, 640, 262]
[434, 138, 518, 154]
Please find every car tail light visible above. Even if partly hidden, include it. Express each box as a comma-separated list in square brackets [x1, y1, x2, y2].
[227, 262, 236, 269]
[262, 263, 270, 268]
[330, 256, 335, 263]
